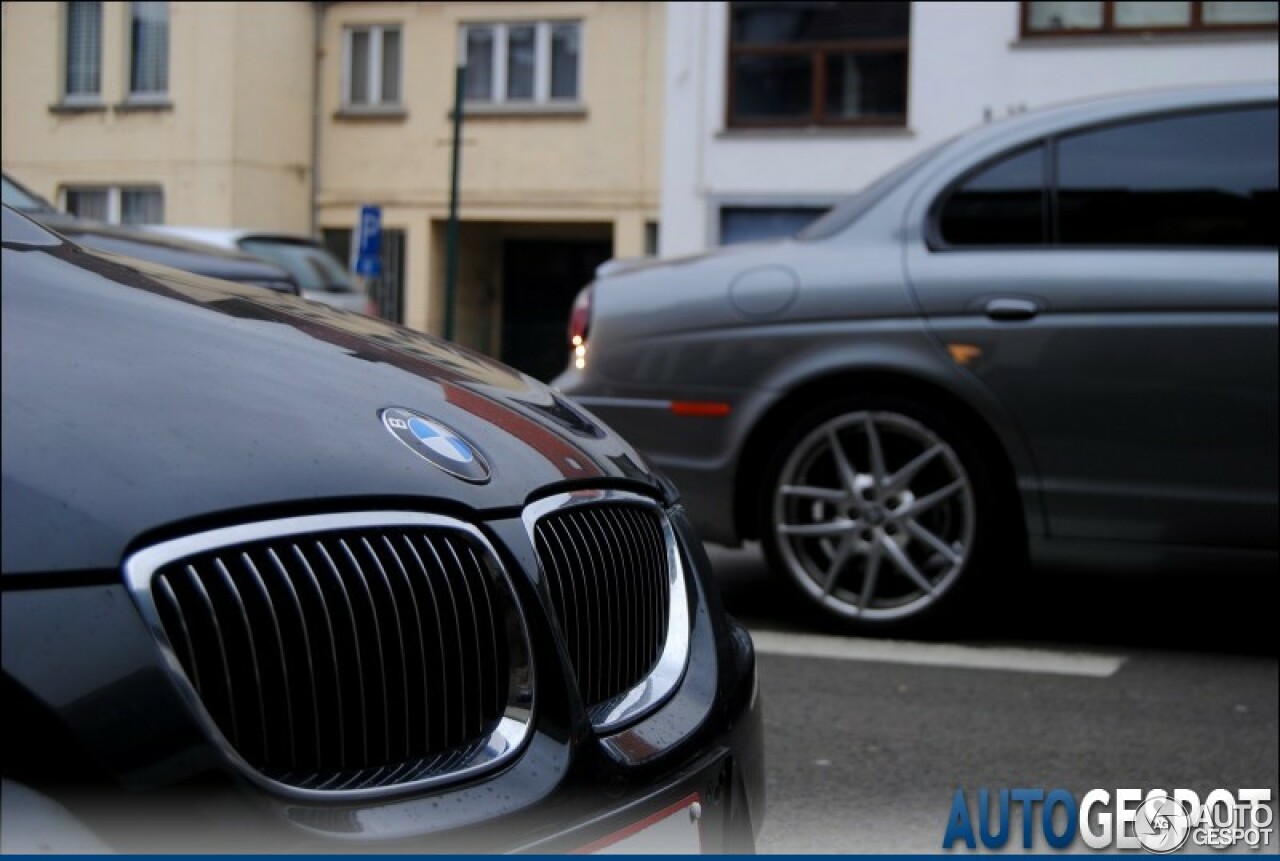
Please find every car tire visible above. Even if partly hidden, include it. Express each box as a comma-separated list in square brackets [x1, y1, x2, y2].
[757, 395, 998, 635]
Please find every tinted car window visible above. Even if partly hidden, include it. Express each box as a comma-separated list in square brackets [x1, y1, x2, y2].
[938, 144, 1046, 246]
[1057, 106, 1279, 247]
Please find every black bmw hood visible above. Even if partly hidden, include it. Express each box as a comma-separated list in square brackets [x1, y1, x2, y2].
[2, 228, 659, 576]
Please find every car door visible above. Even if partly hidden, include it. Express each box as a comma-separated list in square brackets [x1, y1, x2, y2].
[904, 103, 1278, 550]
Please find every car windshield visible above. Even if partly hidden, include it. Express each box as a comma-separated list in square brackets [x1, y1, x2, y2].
[239, 238, 357, 293]
[796, 137, 955, 241]
[2, 176, 58, 214]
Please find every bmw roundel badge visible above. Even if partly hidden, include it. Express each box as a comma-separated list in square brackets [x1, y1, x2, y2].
[380, 407, 491, 483]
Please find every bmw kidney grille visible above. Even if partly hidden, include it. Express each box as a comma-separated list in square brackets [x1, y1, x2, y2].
[125, 512, 533, 798]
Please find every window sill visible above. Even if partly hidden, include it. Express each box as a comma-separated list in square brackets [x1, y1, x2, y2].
[1012, 29, 1277, 48]
[114, 98, 173, 113]
[716, 125, 915, 141]
[49, 100, 107, 115]
[334, 106, 408, 122]
[457, 102, 588, 119]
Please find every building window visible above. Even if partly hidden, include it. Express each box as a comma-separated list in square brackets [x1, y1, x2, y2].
[129, 2, 169, 99]
[719, 205, 828, 245]
[343, 25, 402, 108]
[64, 1, 103, 101]
[462, 21, 582, 106]
[727, 1, 910, 128]
[62, 186, 164, 225]
[1022, 1, 1278, 35]
[644, 221, 659, 256]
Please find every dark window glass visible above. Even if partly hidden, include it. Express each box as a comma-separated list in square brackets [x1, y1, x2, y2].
[728, 1, 910, 127]
[721, 206, 827, 245]
[732, 2, 909, 43]
[129, 1, 168, 96]
[550, 23, 580, 100]
[65, 1, 103, 98]
[506, 24, 536, 101]
[464, 28, 494, 101]
[824, 52, 907, 119]
[731, 55, 812, 120]
[939, 145, 1046, 246]
[1057, 106, 1278, 247]
[380, 29, 401, 103]
[349, 29, 370, 104]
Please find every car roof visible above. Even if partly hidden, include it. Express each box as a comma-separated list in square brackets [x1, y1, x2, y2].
[936, 81, 1277, 160]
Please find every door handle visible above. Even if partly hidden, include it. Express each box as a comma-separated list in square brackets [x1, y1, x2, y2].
[984, 298, 1041, 321]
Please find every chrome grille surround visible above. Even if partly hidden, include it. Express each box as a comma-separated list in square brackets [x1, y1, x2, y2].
[523, 490, 690, 733]
[124, 511, 534, 801]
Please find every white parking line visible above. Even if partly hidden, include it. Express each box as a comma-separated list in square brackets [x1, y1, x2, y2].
[749, 629, 1126, 678]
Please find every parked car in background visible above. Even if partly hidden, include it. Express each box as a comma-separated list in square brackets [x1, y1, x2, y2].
[2, 173, 299, 295]
[1, 205, 763, 853]
[148, 226, 376, 316]
[554, 83, 1279, 633]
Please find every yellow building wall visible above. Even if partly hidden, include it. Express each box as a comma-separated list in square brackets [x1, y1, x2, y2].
[317, 1, 664, 336]
[1, 2, 312, 230]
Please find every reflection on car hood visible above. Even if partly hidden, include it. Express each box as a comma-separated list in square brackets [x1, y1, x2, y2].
[29, 212, 297, 286]
[2, 237, 657, 575]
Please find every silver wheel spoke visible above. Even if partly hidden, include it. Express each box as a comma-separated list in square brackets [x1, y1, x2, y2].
[821, 534, 855, 596]
[780, 520, 857, 538]
[905, 519, 961, 566]
[880, 533, 934, 594]
[828, 430, 860, 495]
[887, 444, 943, 493]
[780, 484, 846, 503]
[864, 416, 887, 486]
[860, 542, 882, 609]
[903, 478, 964, 518]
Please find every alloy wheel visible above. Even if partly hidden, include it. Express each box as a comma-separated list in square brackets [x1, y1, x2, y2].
[771, 410, 975, 621]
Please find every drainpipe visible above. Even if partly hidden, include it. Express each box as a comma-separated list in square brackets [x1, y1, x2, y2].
[309, 1, 325, 237]
[444, 51, 465, 343]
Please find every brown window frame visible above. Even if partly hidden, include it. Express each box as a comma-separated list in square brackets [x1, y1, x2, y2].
[725, 3, 911, 130]
[1020, 1, 1279, 38]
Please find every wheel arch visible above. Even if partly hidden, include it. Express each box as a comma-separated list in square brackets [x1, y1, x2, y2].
[732, 368, 1031, 566]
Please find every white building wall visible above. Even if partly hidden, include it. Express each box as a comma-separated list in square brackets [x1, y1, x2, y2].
[660, 1, 1279, 254]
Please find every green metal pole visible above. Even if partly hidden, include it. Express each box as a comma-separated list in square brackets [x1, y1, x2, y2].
[444, 61, 465, 342]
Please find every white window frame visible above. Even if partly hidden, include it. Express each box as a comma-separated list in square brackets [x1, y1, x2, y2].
[461, 20, 582, 106]
[60, 185, 164, 225]
[342, 24, 403, 109]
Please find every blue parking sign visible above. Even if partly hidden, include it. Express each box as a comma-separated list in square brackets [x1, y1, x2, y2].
[354, 205, 382, 277]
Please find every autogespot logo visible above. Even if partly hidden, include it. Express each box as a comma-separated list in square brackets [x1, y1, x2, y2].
[942, 787, 1273, 852]
[381, 407, 490, 483]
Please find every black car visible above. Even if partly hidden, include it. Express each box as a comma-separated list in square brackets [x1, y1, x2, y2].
[2, 173, 299, 296]
[0, 207, 763, 853]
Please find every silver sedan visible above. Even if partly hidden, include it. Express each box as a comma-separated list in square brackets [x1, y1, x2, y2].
[554, 83, 1279, 633]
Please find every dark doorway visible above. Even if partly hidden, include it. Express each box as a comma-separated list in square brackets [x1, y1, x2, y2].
[501, 238, 612, 382]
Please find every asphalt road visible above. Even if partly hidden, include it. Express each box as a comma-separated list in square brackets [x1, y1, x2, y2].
[707, 544, 1280, 854]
